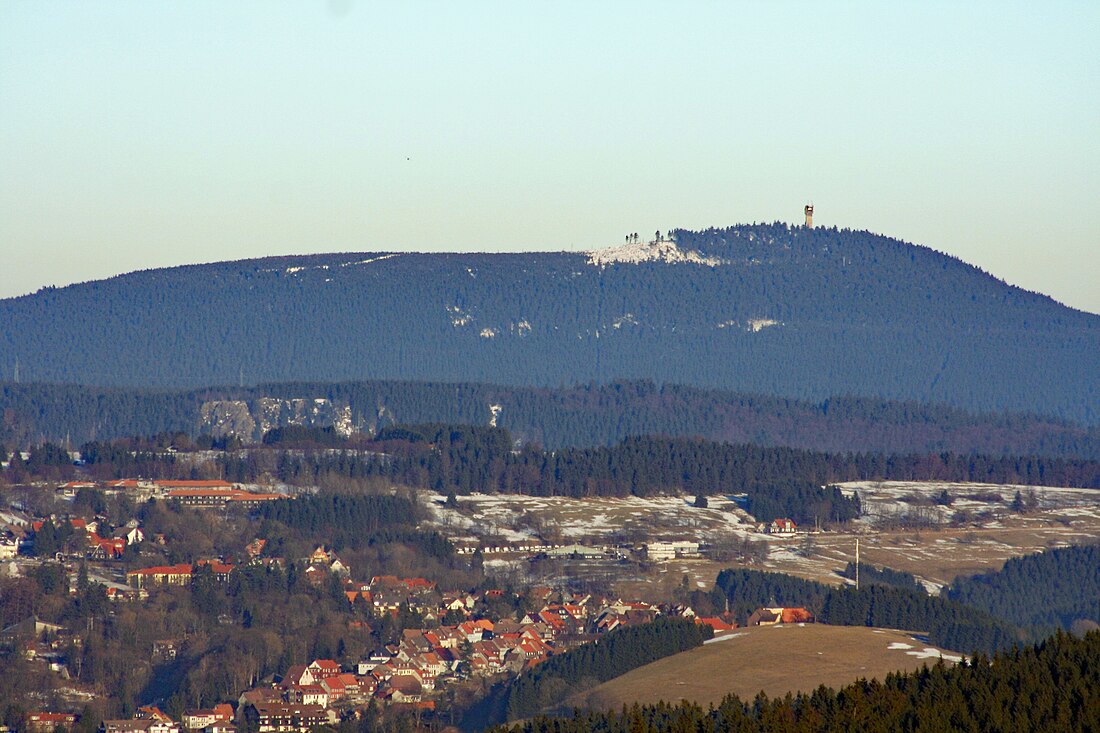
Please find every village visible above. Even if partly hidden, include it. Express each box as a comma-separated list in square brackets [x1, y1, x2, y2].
[0, 476, 814, 733]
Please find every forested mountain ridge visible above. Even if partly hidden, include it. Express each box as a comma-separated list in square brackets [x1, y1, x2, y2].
[4, 379, 1100, 459]
[2, 223, 1098, 423]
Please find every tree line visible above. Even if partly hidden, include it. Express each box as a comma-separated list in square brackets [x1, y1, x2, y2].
[945, 543, 1100, 633]
[4, 379, 1100, 460]
[713, 568, 1022, 654]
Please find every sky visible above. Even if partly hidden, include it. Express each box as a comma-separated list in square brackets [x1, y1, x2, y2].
[1, 1, 1098, 313]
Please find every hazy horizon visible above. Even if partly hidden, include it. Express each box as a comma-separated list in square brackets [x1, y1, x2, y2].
[2, 2, 1098, 313]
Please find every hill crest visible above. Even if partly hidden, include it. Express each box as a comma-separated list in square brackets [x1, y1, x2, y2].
[2, 223, 1097, 424]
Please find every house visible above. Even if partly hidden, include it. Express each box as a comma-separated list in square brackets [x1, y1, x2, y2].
[100, 720, 179, 733]
[746, 608, 782, 626]
[543, 544, 605, 559]
[126, 561, 233, 589]
[381, 676, 423, 703]
[87, 535, 127, 560]
[768, 518, 797, 536]
[126, 564, 193, 588]
[306, 659, 341, 679]
[281, 665, 315, 687]
[182, 705, 232, 730]
[248, 703, 331, 733]
[645, 541, 701, 561]
[135, 707, 173, 724]
[308, 547, 350, 577]
[164, 485, 284, 509]
[156, 480, 236, 495]
[57, 481, 98, 497]
[287, 685, 327, 708]
[1, 617, 69, 643]
[745, 607, 814, 626]
[779, 607, 814, 623]
[114, 526, 145, 546]
[25, 713, 78, 733]
[152, 639, 180, 662]
[696, 616, 737, 633]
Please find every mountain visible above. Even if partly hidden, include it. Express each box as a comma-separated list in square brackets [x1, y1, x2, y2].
[2, 223, 1097, 423]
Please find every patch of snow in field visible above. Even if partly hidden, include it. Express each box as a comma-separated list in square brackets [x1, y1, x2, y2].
[704, 632, 747, 645]
[887, 642, 913, 650]
[919, 579, 944, 595]
[906, 648, 963, 662]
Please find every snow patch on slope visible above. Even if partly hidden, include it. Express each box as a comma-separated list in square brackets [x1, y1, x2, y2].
[587, 239, 727, 267]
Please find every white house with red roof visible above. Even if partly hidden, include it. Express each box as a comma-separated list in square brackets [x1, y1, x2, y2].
[768, 518, 797, 536]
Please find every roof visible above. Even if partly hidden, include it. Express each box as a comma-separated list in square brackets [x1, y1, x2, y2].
[157, 480, 235, 488]
[127, 563, 193, 576]
[166, 489, 241, 498]
[27, 713, 78, 723]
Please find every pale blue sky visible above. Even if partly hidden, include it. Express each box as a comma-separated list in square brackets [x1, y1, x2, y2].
[2, 1, 1098, 312]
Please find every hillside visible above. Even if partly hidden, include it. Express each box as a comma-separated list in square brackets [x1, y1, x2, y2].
[2, 223, 1098, 423]
[4, 379, 1100, 459]
[567, 624, 963, 713]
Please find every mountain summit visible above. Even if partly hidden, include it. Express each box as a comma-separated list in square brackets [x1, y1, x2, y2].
[2, 223, 1097, 423]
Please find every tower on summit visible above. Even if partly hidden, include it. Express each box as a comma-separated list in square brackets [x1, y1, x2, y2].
[804, 204, 814, 229]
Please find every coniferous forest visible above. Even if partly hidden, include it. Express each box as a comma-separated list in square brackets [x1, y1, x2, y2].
[2, 224, 1098, 424]
[712, 569, 1021, 654]
[5, 378, 1100, 458]
[945, 544, 1100, 631]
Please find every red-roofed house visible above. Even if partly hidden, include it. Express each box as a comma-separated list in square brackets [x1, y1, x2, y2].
[780, 607, 815, 624]
[768, 518, 797, 536]
[307, 659, 341, 679]
[697, 617, 736, 632]
[182, 704, 233, 730]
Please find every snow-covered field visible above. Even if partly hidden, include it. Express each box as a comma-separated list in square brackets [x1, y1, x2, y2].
[422, 492, 757, 546]
[420, 481, 1100, 595]
[840, 480, 1100, 529]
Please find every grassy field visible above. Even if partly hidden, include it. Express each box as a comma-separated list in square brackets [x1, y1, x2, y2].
[567, 624, 962, 712]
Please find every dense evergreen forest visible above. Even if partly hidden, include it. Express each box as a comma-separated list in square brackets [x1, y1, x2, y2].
[945, 544, 1100, 632]
[464, 618, 711, 728]
[3, 224, 1098, 423]
[233, 427, 1100, 495]
[3, 379, 1099, 459]
[712, 569, 1022, 654]
[839, 562, 924, 593]
[491, 630, 1100, 733]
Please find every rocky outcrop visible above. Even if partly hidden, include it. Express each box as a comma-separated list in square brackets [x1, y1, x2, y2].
[199, 398, 357, 441]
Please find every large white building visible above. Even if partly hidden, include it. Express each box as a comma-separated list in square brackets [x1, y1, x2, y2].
[645, 541, 700, 561]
